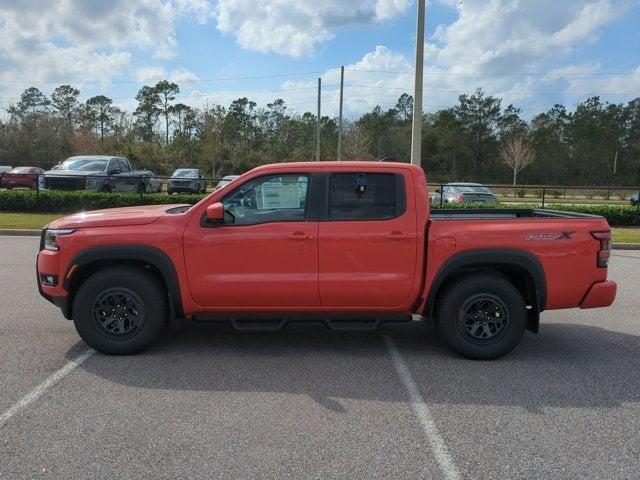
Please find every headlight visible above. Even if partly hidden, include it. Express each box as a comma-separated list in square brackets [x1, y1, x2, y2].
[43, 229, 75, 251]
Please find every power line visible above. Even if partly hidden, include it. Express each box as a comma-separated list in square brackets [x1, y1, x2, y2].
[344, 84, 640, 97]
[0, 71, 330, 85]
[347, 68, 640, 77]
[0, 68, 637, 86]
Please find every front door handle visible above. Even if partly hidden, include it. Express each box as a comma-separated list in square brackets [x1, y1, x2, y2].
[287, 232, 313, 241]
[384, 232, 413, 240]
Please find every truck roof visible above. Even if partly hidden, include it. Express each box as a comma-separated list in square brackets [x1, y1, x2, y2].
[251, 161, 423, 173]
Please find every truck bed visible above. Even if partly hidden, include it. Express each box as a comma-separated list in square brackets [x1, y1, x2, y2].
[430, 208, 602, 221]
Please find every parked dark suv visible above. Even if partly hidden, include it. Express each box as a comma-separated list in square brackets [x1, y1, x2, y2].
[44, 156, 141, 193]
[168, 168, 206, 194]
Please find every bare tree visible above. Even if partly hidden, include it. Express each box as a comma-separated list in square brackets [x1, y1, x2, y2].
[343, 123, 373, 160]
[500, 136, 536, 185]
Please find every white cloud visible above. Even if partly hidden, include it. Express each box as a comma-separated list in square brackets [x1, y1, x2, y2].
[214, 0, 411, 57]
[174, 0, 216, 23]
[420, 0, 631, 113]
[134, 67, 201, 84]
[0, 0, 214, 99]
[169, 68, 201, 83]
[428, 0, 624, 74]
[178, 46, 414, 116]
[134, 67, 168, 84]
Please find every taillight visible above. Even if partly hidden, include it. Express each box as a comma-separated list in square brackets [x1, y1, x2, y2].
[591, 231, 612, 268]
[454, 194, 465, 201]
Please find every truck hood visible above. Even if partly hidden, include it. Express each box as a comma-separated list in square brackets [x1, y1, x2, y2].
[44, 170, 104, 176]
[47, 204, 190, 229]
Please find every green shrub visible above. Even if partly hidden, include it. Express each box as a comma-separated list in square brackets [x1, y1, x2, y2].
[547, 189, 563, 199]
[433, 202, 639, 227]
[1, 189, 638, 227]
[0, 190, 206, 214]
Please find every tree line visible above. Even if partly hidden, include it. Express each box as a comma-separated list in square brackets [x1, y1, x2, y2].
[1, 81, 639, 186]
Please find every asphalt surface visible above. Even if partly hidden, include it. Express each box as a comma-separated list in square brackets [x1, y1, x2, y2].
[1, 236, 639, 480]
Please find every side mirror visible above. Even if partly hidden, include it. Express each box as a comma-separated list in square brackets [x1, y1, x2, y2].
[108, 168, 121, 175]
[205, 202, 225, 223]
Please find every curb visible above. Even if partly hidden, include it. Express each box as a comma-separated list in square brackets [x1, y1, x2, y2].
[613, 243, 640, 250]
[0, 229, 40, 237]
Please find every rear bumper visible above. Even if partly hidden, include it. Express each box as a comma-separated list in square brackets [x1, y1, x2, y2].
[580, 280, 617, 309]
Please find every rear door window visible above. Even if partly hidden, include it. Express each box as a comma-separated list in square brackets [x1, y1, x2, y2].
[328, 173, 404, 221]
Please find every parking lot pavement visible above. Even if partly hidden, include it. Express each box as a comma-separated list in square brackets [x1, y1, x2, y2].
[0, 236, 639, 479]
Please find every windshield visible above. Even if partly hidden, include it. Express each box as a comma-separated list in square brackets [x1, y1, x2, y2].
[57, 158, 108, 172]
[173, 169, 198, 178]
[9, 167, 31, 173]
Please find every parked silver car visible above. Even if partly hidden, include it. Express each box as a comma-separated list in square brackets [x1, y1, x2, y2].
[630, 193, 639, 206]
[168, 168, 206, 194]
[137, 170, 163, 193]
[430, 183, 498, 205]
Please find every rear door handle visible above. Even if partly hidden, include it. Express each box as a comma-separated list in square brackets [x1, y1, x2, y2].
[287, 233, 313, 241]
[384, 232, 413, 240]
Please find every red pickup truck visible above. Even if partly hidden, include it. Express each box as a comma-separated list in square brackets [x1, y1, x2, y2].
[37, 162, 616, 359]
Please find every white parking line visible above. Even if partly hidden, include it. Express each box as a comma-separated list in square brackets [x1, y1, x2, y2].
[0, 349, 95, 429]
[382, 335, 462, 480]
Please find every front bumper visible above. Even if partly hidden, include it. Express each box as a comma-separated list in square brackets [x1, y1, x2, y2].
[580, 280, 617, 309]
[36, 249, 72, 319]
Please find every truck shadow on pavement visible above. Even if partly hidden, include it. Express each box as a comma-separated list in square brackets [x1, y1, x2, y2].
[69, 320, 640, 412]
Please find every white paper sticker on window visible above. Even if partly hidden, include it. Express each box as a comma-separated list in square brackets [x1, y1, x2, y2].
[259, 182, 301, 209]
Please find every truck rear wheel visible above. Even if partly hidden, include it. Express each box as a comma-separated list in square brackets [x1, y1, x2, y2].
[72, 267, 168, 355]
[436, 273, 527, 360]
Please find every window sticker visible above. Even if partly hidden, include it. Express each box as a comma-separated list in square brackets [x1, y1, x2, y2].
[258, 182, 302, 209]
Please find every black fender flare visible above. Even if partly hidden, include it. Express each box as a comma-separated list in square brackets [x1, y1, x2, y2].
[65, 245, 184, 317]
[425, 248, 547, 316]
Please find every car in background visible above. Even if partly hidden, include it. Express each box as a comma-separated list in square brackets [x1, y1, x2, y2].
[0, 166, 12, 185]
[44, 156, 140, 193]
[137, 170, 163, 193]
[430, 183, 498, 205]
[215, 175, 240, 190]
[168, 168, 206, 194]
[1, 166, 44, 189]
[630, 193, 639, 206]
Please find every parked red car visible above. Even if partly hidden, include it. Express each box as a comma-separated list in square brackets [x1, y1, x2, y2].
[1, 166, 44, 189]
[37, 161, 616, 359]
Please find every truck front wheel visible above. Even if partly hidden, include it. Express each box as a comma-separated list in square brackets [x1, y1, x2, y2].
[436, 273, 527, 360]
[72, 267, 168, 355]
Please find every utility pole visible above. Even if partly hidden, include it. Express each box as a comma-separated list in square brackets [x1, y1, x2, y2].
[316, 77, 321, 162]
[410, 0, 426, 167]
[337, 66, 344, 161]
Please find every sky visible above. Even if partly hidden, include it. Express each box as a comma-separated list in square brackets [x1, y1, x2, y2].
[1, 0, 639, 119]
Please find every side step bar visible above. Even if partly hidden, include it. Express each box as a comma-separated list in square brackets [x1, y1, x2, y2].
[191, 314, 413, 332]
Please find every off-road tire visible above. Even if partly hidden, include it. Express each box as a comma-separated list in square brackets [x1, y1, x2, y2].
[436, 273, 527, 360]
[72, 267, 168, 355]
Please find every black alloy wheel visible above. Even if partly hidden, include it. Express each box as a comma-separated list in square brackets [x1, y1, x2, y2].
[457, 293, 509, 345]
[91, 287, 145, 340]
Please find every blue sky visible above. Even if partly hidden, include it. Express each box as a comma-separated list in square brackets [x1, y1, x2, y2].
[1, 0, 639, 118]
